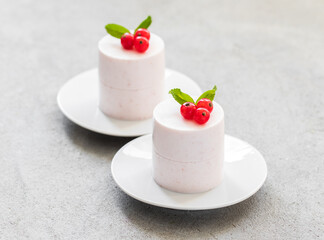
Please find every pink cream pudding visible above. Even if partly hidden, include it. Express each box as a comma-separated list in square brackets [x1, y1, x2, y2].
[152, 99, 225, 193]
[98, 33, 165, 120]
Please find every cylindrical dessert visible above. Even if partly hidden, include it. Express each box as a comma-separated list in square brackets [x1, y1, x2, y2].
[152, 99, 224, 193]
[98, 32, 165, 120]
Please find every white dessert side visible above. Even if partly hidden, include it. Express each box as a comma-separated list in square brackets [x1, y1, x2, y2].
[152, 99, 224, 193]
[98, 33, 165, 120]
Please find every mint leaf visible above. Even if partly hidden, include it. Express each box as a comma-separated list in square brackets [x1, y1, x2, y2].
[169, 88, 195, 105]
[196, 85, 217, 104]
[105, 24, 130, 39]
[135, 16, 152, 32]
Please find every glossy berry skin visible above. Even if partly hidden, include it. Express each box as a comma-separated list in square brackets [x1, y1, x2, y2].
[180, 102, 197, 120]
[121, 33, 134, 50]
[197, 98, 213, 113]
[134, 28, 150, 40]
[193, 108, 210, 124]
[134, 37, 149, 53]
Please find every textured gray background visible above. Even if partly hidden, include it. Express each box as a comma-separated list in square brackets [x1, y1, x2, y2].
[1, 0, 323, 239]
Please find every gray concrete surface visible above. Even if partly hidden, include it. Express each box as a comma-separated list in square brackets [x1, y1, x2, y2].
[1, 0, 323, 239]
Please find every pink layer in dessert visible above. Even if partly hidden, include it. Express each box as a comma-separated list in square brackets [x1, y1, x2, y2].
[98, 32, 165, 120]
[152, 99, 225, 193]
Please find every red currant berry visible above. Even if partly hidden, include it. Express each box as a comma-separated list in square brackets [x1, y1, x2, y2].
[193, 108, 210, 124]
[134, 37, 149, 53]
[197, 98, 213, 113]
[134, 28, 150, 40]
[121, 33, 134, 50]
[180, 102, 197, 120]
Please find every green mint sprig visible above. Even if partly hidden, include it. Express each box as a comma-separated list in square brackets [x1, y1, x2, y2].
[195, 85, 217, 104]
[168, 88, 195, 105]
[169, 85, 217, 105]
[135, 16, 152, 32]
[105, 24, 130, 39]
[105, 16, 152, 39]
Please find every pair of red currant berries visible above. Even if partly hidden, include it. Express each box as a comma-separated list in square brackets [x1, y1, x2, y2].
[121, 28, 150, 53]
[180, 98, 213, 124]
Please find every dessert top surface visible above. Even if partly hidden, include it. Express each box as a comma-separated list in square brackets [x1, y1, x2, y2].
[98, 32, 164, 60]
[153, 98, 224, 131]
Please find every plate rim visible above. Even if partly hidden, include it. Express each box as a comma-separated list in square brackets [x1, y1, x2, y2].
[57, 68, 202, 137]
[111, 134, 268, 210]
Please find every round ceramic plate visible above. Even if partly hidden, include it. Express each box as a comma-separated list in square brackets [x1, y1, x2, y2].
[111, 134, 267, 210]
[57, 68, 202, 137]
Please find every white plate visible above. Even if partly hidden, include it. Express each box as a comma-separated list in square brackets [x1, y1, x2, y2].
[57, 68, 202, 137]
[111, 134, 267, 210]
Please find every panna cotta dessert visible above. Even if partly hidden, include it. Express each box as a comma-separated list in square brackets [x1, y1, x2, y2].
[98, 16, 165, 120]
[153, 87, 224, 193]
